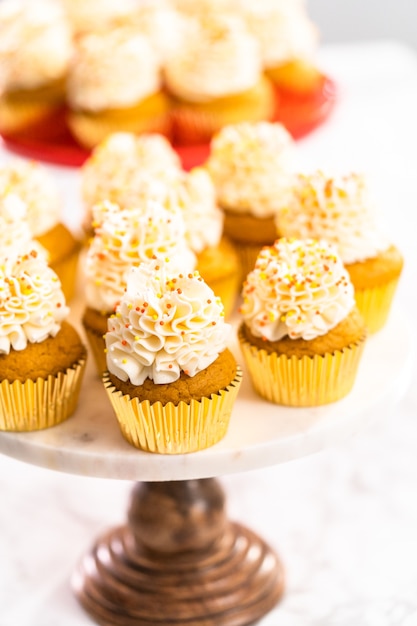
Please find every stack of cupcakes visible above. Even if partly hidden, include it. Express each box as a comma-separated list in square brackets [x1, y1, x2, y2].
[275, 171, 404, 332]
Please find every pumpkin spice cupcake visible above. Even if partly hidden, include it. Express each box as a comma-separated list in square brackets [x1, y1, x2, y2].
[0, 0, 73, 138]
[66, 27, 171, 150]
[0, 250, 87, 431]
[82, 199, 196, 374]
[165, 14, 276, 145]
[238, 238, 367, 406]
[276, 171, 404, 332]
[103, 260, 242, 454]
[0, 159, 81, 301]
[206, 120, 295, 280]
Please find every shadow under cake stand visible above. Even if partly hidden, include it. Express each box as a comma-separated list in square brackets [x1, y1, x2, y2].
[0, 308, 413, 626]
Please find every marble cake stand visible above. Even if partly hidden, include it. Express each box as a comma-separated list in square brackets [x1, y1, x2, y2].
[0, 309, 413, 626]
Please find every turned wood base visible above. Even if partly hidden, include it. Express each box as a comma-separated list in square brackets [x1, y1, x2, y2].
[72, 479, 285, 626]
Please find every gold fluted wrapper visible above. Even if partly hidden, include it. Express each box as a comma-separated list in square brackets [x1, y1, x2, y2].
[50, 242, 82, 303]
[238, 326, 366, 407]
[82, 324, 107, 376]
[354, 278, 400, 334]
[206, 272, 241, 319]
[236, 242, 265, 283]
[0, 359, 86, 432]
[103, 368, 243, 454]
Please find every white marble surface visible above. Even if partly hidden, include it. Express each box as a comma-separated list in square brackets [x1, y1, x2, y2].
[0, 40, 417, 625]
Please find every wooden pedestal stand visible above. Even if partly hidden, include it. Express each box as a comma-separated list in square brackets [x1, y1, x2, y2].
[72, 479, 285, 626]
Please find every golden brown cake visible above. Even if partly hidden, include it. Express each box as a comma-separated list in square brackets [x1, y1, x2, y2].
[103, 261, 242, 453]
[0, 251, 87, 431]
[0, 1, 73, 137]
[206, 121, 295, 279]
[66, 27, 171, 150]
[276, 171, 404, 332]
[165, 14, 276, 145]
[238, 238, 367, 406]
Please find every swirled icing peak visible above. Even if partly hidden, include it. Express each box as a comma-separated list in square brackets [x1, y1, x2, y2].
[105, 260, 231, 384]
[61, 0, 138, 35]
[0, 0, 73, 93]
[0, 192, 47, 261]
[85, 200, 196, 313]
[67, 28, 161, 112]
[0, 160, 61, 236]
[240, 0, 318, 67]
[277, 171, 391, 264]
[0, 250, 69, 354]
[81, 132, 181, 210]
[240, 238, 355, 341]
[164, 14, 262, 102]
[206, 121, 295, 217]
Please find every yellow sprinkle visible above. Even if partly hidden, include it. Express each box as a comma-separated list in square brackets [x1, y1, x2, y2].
[122, 359, 127, 364]
[127, 303, 133, 309]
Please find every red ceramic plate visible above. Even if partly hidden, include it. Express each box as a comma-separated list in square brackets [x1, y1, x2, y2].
[0, 76, 336, 170]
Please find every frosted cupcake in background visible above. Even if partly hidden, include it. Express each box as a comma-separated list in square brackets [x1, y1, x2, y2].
[0, 192, 47, 261]
[0, 250, 87, 431]
[0, 160, 81, 301]
[164, 14, 275, 145]
[82, 199, 196, 374]
[238, 238, 367, 406]
[206, 120, 295, 280]
[240, 0, 321, 95]
[80, 132, 182, 232]
[104, 260, 242, 454]
[66, 27, 171, 149]
[61, 0, 138, 36]
[0, 0, 73, 138]
[275, 171, 404, 332]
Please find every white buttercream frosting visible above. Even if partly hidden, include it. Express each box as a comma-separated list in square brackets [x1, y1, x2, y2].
[67, 28, 161, 112]
[240, 0, 318, 68]
[81, 132, 181, 210]
[240, 238, 355, 341]
[206, 121, 295, 217]
[164, 14, 262, 102]
[277, 171, 391, 264]
[105, 260, 231, 384]
[0, 160, 61, 237]
[0, 193, 47, 261]
[61, 0, 138, 35]
[0, 250, 69, 354]
[0, 0, 73, 93]
[85, 200, 196, 313]
[130, 4, 187, 63]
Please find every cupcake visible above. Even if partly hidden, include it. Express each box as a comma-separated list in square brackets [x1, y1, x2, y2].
[0, 0, 73, 138]
[240, 0, 321, 96]
[164, 14, 276, 145]
[238, 238, 367, 406]
[0, 250, 87, 431]
[103, 261, 242, 453]
[0, 192, 47, 260]
[276, 171, 404, 333]
[66, 27, 171, 150]
[61, 0, 139, 37]
[206, 121, 295, 279]
[0, 160, 82, 301]
[80, 132, 182, 234]
[82, 199, 196, 374]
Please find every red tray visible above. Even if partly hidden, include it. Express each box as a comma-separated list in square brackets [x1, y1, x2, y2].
[0, 77, 336, 171]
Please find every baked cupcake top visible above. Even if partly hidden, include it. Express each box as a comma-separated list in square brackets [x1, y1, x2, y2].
[0, 160, 61, 237]
[240, 238, 355, 341]
[85, 200, 196, 313]
[164, 14, 262, 102]
[0, 0, 73, 93]
[0, 192, 47, 261]
[67, 27, 161, 112]
[0, 250, 69, 354]
[276, 171, 391, 264]
[206, 121, 295, 217]
[240, 0, 318, 68]
[81, 132, 181, 210]
[105, 260, 231, 384]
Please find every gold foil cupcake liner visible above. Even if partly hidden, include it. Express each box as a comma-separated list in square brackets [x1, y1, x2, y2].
[354, 278, 400, 334]
[238, 326, 366, 407]
[103, 368, 243, 454]
[0, 359, 86, 432]
[82, 323, 107, 376]
[205, 272, 241, 319]
[236, 243, 265, 283]
[50, 241, 82, 303]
